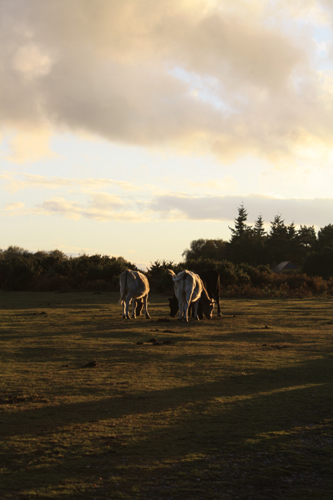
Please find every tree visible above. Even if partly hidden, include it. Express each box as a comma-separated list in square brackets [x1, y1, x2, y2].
[267, 215, 289, 265]
[229, 203, 250, 241]
[269, 215, 288, 239]
[227, 204, 260, 264]
[249, 214, 269, 265]
[303, 247, 333, 279]
[294, 225, 317, 264]
[317, 224, 333, 249]
[297, 225, 317, 249]
[182, 239, 227, 262]
[254, 214, 266, 239]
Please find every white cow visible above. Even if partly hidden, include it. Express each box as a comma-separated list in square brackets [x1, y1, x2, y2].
[119, 270, 150, 319]
[168, 269, 214, 322]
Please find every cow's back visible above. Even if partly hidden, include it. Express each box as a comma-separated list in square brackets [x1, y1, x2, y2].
[120, 269, 149, 300]
[119, 269, 130, 301]
[173, 270, 202, 302]
[190, 272, 203, 302]
[135, 272, 150, 298]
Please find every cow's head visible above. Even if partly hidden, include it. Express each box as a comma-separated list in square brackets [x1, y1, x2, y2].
[168, 296, 178, 317]
[202, 298, 215, 319]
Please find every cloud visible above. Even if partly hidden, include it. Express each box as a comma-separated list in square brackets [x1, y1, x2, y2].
[149, 193, 333, 227]
[13, 43, 54, 80]
[0, 171, 148, 192]
[3, 181, 333, 228]
[4, 202, 25, 213]
[189, 176, 238, 192]
[3, 129, 57, 163]
[1, 0, 333, 163]
[35, 195, 148, 222]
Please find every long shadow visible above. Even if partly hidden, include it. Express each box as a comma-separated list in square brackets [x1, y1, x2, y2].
[2, 354, 332, 436]
[2, 354, 333, 499]
[2, 294, 333, 498]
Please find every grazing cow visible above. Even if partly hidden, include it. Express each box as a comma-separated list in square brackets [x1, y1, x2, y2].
[168, 269, 214, 322]
[169, 269, 221, 318]
[198, 270, 221, 317]
[119, 270, 150, 319]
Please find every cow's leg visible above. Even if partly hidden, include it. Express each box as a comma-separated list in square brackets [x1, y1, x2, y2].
[190, 303, 195, 318]
[131, 299, 136, 318]
[125, 294, 132, 319]
[121, 300, 126, 319]
[193, 300, 200, 320]
[198, 300, 203, 320]
[177, 300, 184, 321]
[216, 296, 222, 317]
[183, 300, 191, 322]
[144, 295, 150, 319]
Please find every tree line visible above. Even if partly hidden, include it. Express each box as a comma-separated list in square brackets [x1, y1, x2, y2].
[181, 204, 333, 279]
[0, 247, 136, 292]
[1, 204, 333, 296]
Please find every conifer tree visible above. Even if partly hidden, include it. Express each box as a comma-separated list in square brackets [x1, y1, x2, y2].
[229, 203, 250, 241]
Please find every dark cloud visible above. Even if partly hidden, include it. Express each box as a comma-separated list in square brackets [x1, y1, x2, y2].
[149, 194, 333, 227]
[1, 0, 332, 161]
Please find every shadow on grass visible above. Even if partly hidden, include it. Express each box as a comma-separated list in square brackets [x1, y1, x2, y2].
[2, 294, 333, 499]
[1, 356, 333, 499]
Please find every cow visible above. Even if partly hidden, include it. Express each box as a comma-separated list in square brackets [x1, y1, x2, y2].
[119, 269, 150, 319]
[169, 269, 221, 318]
[168, 269, 214, 322]
[199, 270, 221, 317]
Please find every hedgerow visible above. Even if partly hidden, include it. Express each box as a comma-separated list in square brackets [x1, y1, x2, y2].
[1, 247, 333, 298]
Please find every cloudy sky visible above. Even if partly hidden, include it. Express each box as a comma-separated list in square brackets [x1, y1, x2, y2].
[1, 0, 333, 267]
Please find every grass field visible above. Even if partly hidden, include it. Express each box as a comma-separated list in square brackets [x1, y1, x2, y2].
[1, 290, 333, 499]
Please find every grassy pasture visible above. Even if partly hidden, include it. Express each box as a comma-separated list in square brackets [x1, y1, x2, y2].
[0, 291, 333, 500]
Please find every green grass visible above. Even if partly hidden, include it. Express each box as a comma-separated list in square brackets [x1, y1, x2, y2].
[1, 290, 333, 499]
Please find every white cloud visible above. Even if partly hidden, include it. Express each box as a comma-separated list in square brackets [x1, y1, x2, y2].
[189, 176, 238, 192]
[0, 171, 149, 193]
[4, 202, 25, 213]
[2, 129, 57, 163]
[34, 196, 149, 222]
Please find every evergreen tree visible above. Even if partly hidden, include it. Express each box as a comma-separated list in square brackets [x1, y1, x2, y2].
[295, 225, 317, 264]
[269, 215, 288, 239]
[267, 215, 289, 265]
[254, 214, 266, 238]
[317, 224, 333, 249]
[227, 204, 256, 264]
[297, 225, 317, 249]
[252, 214, 268, 265]
[229, 203, 250, 241]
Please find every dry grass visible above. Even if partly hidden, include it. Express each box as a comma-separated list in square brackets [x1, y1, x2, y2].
[1, 290, 333, 499]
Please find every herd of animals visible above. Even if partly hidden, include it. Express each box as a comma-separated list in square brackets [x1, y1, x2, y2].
[119, 269, 221, 322]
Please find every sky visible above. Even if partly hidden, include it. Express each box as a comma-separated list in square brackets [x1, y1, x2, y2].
[1, 0, 333, 268]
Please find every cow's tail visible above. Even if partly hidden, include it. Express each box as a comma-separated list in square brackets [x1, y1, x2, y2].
[200, 279, 214, 303]
[119, 269, 129, 303]
[168, 270, 187, 282]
